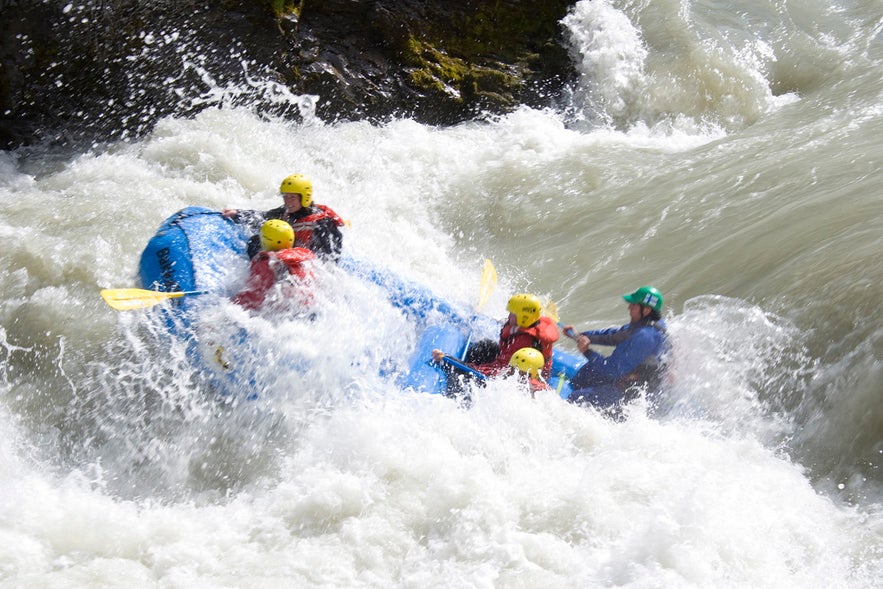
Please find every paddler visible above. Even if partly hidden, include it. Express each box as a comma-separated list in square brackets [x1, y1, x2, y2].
[508, 347, 553, 398]
[223, 174, 345, 262]
[563, 285, 669, 413]
[432, 293, 559, 400]
[232, 220, 316, 312]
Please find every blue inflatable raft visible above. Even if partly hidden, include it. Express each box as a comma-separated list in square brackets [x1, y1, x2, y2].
[138, 207, 582, 398]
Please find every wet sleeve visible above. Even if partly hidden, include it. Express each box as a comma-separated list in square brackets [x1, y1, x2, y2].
[312, 218, 343, 261]
[580, 324, 630, 346]
[246, 234, 262, 259]
[230, 209, 266, 233]
[232, 258, 276, 310]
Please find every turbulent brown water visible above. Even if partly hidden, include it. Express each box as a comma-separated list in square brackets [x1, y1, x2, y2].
[1, 0, 881, 585]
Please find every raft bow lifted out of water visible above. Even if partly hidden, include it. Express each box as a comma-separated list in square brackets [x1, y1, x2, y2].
[136, 206, 582, 398]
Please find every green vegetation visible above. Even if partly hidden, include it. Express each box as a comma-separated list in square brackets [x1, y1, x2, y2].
[399, 1, 570, 102]
[262, 0, 302, 18]
[404, 37, 519, 103]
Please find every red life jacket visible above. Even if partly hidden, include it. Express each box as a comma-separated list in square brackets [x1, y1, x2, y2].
[291, 205, 345, 249]
[511, 371, 553, 396]
[275, 248, 314, 280]
[232, 247, 315, 310]
[475, 316, 560, 378]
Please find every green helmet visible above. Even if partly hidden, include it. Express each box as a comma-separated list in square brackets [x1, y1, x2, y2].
[623, 286, 663, 312]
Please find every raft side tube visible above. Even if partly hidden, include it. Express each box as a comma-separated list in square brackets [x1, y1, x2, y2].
[396, 324, 467, 394]
[139, 207, 248, 303]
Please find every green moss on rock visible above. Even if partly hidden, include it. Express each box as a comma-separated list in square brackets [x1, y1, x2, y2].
[404, 36, 520, 104]
[262, 0, 302, 18]
[395, 1, 571, 109]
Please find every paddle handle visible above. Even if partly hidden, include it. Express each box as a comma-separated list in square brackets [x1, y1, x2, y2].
[558, 322, 579, 341]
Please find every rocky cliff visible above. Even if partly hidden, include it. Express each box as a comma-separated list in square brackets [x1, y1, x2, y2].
[0, 0, 578, 150]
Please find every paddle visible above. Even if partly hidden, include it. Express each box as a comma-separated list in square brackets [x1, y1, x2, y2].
[462, 258, 498, 358]
[439, 355, 487, 381]
[430, 259, 497, 382]
[100, 288, 207, 311]
[543, 299, 578, 340]
[476, 258, 497, 313]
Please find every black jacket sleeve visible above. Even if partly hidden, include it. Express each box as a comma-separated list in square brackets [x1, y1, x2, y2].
[311, 218, 343, 262]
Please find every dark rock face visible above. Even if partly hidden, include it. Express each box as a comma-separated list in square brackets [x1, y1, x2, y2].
[0, 0, 577, 150]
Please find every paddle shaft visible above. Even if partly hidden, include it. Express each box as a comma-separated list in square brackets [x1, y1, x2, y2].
[462, 259, 498, 359]
[439, 355, 487, 381]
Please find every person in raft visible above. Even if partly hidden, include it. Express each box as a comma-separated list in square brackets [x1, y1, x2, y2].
[232, 220, 316, 312]
[508, 347, 553, 398]
[432, 293, 559, 399]
[222, 174, 345, 262]
[563, 285, 669, 412]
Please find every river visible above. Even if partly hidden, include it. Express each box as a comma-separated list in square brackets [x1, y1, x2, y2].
[1, 0, 881, 586]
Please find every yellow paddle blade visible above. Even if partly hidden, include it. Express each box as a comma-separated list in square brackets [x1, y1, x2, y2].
[543, 299, 560, 322]
[477, 258, 498, 312]
[100, 288, 187, 311]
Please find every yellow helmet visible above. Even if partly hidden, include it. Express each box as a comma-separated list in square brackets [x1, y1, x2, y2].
[260, 219, 295, 251]
[279, 174, 313, 207]
[507, 293, 542, 327]
[509, 347, 545, 378]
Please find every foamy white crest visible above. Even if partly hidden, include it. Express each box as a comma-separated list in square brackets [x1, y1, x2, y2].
[663, 295, 809, 443]
[562, 0, 648, 126]
[560, 0, 807, 135]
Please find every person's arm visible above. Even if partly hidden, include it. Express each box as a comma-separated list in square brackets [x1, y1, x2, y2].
[580, 324, 631, 347]
[538, 316, 560, 344]
[246, 234, 262, 259]
[580, 328, 658, 381]
[231, 256, 275, 310]
[311, 218, 343, 261]
[223, 208, 265, 227]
